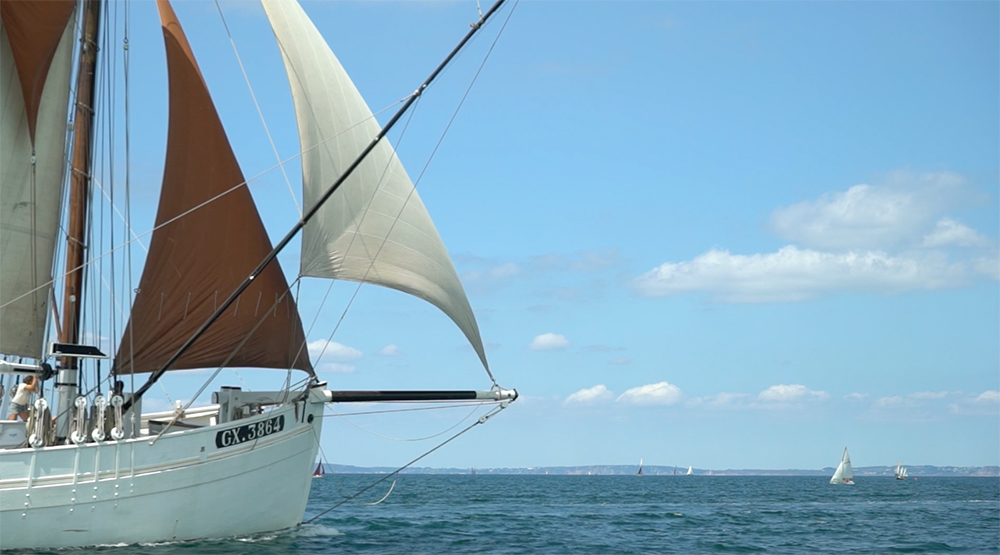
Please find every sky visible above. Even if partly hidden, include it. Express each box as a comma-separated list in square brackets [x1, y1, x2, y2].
[68, 0, 998, 471]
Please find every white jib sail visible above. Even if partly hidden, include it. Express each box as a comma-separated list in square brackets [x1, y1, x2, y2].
[261, 0, 490, 372]
[0, 11, 76, 358]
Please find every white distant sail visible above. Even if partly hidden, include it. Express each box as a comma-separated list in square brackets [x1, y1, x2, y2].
[686, 465, 693, 475]
[830, 447, 854, 485]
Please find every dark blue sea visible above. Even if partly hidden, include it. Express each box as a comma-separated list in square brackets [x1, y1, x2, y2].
[32, 475, 1000, 554]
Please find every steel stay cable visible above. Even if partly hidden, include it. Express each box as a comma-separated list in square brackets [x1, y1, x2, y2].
[326, 400, 488, 442]
[322, 401, 492, 417]
[303, 401, 508, 525]
[213, 0, 300, 216]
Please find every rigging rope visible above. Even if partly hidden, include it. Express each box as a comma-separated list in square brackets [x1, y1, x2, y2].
[213, 0, 301, 217]
[364, 480, 396, 506]
[326, 400, 490, 442]
[303, 400, 509, 524]
[322, 401, 491, 417]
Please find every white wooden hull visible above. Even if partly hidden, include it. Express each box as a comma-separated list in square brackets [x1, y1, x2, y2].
[0, 399, 325, 549]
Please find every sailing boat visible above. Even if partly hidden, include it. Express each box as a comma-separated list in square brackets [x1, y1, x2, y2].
[830, 447, 855, 485]
[637, 458, 644, 476]
[0, 0, 516, 549]
[686, 465, 693, 475]
[895, 462, 908, 480]
[313, 461, 326, 479]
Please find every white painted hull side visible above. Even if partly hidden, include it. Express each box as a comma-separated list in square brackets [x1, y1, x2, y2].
[0, 399, 325, 550]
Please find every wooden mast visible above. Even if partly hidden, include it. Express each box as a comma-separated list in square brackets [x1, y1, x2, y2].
[55, 0, 102, 440]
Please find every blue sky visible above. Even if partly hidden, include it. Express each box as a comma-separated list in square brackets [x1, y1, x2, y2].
[92, 0, 998, 471]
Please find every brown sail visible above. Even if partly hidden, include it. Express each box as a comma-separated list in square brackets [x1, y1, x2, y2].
[0, 0, 75, 142]
[114, 0, 312, 375]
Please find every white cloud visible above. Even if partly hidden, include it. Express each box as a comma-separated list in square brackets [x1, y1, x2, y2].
[758, 384, 827, 402]
[922, 218, 991, 248]
[947, 391, 1000, 415]
[320, 363, 356, 374]
[460, 261, 521, 295]
[973, 252, 1000, 281]
[308, 339, 363, 362]
[463, 262, 520, 282]
[379, 344, 402, 356]
[530, 250, 622, 273]
[687, 392, 749, 408]
[608, 357, 632, 366]
[564, 385, 613, 405]
[529, 333, 570, 351]
[845, 392, 868, 401]
[875, 395, 905, 407]
[616, 381, 683, 405]
[769, 173, 963, 250]
[910, 391, 949, 400]
[634, 172, 996, 304]
[632, 246, 968, 302]
[583, 344, 625, 353]
[974, 390, 1000, 404]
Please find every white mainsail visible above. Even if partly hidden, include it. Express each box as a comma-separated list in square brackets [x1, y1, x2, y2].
[0, 11, 76, 358]
[686, 465, 693, 475]
[261, 0, 490, 372]
[830, 447, 854, 484]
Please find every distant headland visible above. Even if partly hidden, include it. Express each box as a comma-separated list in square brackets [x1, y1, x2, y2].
[324, 464, 999, 477]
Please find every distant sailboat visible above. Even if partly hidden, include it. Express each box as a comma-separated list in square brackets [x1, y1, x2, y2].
[830, 447, 854, 485]
[895, 462, 907, 480]
[637, 458, 644, 476]
[312, 462, 325, 479]
[686, 466, 693, 476]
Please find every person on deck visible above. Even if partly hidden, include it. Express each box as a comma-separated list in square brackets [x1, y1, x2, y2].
[7, 376, 38, 421]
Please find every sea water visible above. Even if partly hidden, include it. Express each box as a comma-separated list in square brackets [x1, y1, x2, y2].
[21, 475, 1000, 554]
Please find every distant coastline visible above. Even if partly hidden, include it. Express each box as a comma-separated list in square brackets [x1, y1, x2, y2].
[323, 464, 1000, 477]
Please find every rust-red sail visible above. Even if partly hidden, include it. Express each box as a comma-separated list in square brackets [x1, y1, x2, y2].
[0, 0, 75, 142]
[114, 0, 312, 375]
